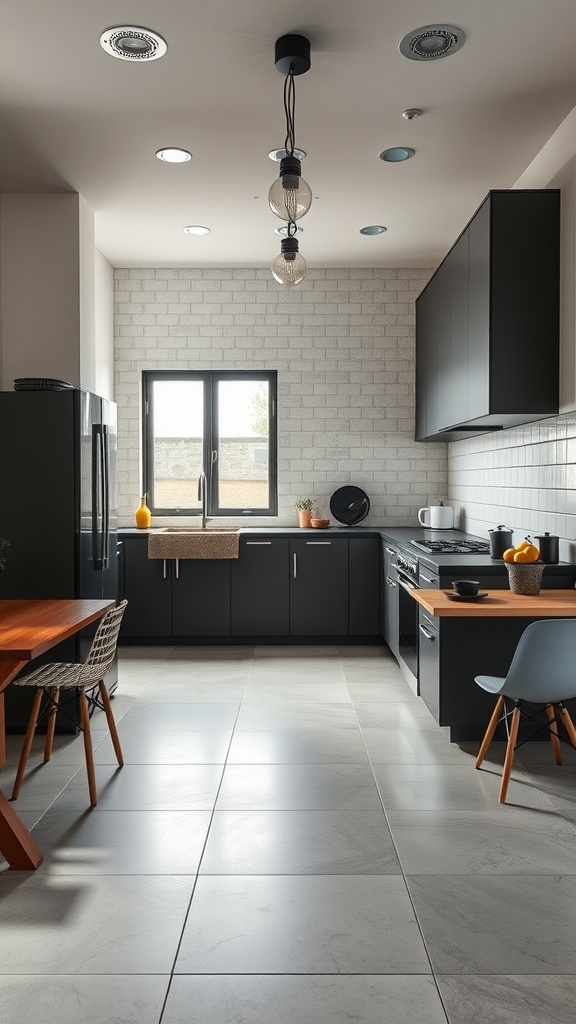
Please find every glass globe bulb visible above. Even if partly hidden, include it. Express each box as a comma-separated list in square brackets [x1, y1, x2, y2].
[272, 250, 307, 286]
[268, 174, 312, 222]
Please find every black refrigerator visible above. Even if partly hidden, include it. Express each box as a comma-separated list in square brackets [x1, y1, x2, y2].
[0, 389, 119, 731]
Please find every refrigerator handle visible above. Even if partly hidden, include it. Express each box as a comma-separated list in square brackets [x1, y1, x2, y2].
[93, 425, 104, 571]
[102, 425, 110, 570]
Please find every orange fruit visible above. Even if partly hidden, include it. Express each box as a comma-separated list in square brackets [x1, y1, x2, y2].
[522, 544, 539, 562]
[502, 547, 517, 563]
[515, 540, 531, 551]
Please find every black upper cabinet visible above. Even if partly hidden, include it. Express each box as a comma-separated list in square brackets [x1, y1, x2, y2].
[415, 189, 560, 441]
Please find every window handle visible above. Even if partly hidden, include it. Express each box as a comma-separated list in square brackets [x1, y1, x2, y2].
[211, 450, 218, 464]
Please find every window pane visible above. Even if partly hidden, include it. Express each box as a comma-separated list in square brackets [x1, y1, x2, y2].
[217, 380, 269, 509]
[150, 379, 203, 510]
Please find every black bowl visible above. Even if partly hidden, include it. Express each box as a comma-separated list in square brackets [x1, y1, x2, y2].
[451, 579, 480, 596]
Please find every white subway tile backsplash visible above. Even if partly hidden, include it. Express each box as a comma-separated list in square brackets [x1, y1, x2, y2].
[114, 266, 445, 526]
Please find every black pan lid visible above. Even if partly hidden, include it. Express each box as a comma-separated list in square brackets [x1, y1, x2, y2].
[329, 485, 370, 525]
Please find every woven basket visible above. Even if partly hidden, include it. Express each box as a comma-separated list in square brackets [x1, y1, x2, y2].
[506, 560, 545, 595]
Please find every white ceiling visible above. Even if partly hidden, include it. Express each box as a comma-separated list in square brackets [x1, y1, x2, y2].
[2, 1, 576, 269]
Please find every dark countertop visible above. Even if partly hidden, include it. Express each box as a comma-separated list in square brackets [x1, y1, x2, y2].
[116, 525, 576, 574]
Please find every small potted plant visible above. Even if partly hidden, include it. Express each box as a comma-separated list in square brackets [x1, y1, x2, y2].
[294, 498, 314, 528]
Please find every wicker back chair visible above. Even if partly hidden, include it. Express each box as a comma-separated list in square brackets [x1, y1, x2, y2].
[11, 600, 127, 807]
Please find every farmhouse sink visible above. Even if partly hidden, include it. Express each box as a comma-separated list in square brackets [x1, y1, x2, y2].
[148, 528, 240, 560]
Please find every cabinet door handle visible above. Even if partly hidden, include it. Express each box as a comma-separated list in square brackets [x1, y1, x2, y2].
[293, 553, 297, 579]
[386, 576, 397, 588]
[419, 624, 435, 641]
[175, 557, 180, 580]
[163, 559, 167, 579]
[306, 541, 331, 545]
[420, 572, 436, 584]
[246, 541, 272, 545]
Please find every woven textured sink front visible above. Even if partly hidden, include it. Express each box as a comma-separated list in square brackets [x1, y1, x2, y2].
[148, 529, 240, 559]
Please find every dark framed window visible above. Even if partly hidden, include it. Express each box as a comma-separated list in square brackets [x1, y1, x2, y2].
[143, 370, 278, 517]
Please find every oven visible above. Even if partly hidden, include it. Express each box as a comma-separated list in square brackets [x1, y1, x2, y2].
[395, 548, 420, 691]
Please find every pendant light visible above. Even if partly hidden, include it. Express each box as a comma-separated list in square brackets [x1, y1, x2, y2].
[272, 224, 307, 287]
[269, 34, 312, 286]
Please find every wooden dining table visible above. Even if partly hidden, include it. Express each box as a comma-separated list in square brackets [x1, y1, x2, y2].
[0, 598, 114, 869]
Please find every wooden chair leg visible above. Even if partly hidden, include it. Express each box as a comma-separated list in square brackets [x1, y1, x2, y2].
[545, 703, 563, 765]
[559, 705, 576, 749]
[499, 704, 521, 804]
[475, 694, 505, 768]
[11, 689, 43, 801]
[79, 690, 98, 807]
[43, 687, 60, 763]
[99, 682, 124, 767]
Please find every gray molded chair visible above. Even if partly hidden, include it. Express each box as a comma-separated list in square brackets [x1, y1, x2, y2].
[10, 600, 128, 807]
[475, 618, 576, 803]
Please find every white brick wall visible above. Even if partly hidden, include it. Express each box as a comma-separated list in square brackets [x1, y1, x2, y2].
[114, 267, 447, 527]
[448, 413, 576, 561]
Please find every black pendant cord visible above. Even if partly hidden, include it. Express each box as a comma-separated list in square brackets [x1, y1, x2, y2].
[283, 66, 296, 156]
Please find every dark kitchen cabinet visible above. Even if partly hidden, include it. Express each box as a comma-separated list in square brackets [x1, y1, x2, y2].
[122, 537, 172, 637]
[349, 537, 380, 635]
[231, 538, 290, 635]
[415, 189, 560, 441]
[172, 558, 231, 636]
[121, 537, 230, 638]
[381, 541, 399, 655]
[290, 538, 348, 635]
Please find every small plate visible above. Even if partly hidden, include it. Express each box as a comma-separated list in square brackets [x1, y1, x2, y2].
[444, 591, 489, 602]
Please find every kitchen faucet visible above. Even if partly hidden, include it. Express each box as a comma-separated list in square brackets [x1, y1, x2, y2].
[197, 471, 208, 529]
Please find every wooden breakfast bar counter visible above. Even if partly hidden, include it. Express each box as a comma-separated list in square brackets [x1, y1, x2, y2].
[410, 588, 576, 742]
[413, 588, 576, 618]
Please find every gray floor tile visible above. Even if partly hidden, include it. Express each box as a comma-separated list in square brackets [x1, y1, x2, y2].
[119, 702, 240, 730]
[53, 763, 224, 811]
[521, 763, 576, 812]
[437, 974, 576, 1024]
[169, 646, 254, 660]
[389, 808, 576, 874]
[346, 679, 421, 702]
[407, 873, 576, 974]
[227, 728, 370, 764]
[0, 874, 193, 973]
[0, 975, 168, 1024]
[235, 703, 359, 731]
[337, 645, 392, 658]
[216, 764, 383, 810]
[372, 762, 555, 811]
[31, 810, 212, 874]
[94, 730, 232, 764]
[242, 681, 352, 704]
[127, 680, 247, 701]
[355, 700, 436, 728]
[176, 875, 430, 974]
[164, 975, 447, 1024]
[253, 646, 338, 658]
[200, 810, 399, 874]
[0, 762, 84, 811]
[363, 726, 484, 765]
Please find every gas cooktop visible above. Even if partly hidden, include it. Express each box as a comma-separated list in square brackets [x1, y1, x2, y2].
[410, 538, 490, 554]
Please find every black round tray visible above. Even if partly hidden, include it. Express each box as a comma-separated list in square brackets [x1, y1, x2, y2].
[329, 485, 370, 525]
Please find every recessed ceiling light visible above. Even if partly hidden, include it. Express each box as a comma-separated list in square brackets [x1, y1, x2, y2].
[268, 148, 307, 162]
[156, 148, 192, 163]
[359, 225, 387, 236]
[399, 24, 465, 61]
[100, 26, 167, 61]
[183, 225, 210, 235]
[275, 224, 303, 236]
[379, 147, 415, 163]
[402, 108, 422, 120]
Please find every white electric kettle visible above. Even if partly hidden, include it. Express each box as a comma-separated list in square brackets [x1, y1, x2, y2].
[418, 503, 454, 530]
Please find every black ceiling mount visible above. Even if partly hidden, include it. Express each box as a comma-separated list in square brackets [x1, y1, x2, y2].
[274, 34, 311, 76]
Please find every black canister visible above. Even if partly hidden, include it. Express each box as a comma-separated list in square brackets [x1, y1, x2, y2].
[489, 525, 514, 559]
[535, 532, 559, 564]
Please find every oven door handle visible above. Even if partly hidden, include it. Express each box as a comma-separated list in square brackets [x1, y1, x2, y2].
[419, 624, 436, 641]
[397, 575, 417, 593]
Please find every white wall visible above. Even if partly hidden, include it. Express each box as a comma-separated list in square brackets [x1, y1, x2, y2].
[114, 266, 447, 527]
